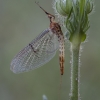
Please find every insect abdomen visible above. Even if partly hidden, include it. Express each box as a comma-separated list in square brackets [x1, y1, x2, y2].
[59, 35, 65, 75]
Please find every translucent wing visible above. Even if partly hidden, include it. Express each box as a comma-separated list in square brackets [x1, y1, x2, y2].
[10, 29, 59, 73]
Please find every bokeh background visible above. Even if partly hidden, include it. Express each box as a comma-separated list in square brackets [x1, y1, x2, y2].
[0, 0, 100, 100]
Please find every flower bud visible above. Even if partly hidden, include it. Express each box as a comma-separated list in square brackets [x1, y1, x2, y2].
[55, 0, 72, 16]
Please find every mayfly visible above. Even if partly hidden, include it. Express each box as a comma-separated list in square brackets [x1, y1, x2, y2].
[10, 2, 65, 75]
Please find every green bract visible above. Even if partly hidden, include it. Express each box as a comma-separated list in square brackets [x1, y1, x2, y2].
[85, 0, 93, 14]
[56, 0, 72, 16]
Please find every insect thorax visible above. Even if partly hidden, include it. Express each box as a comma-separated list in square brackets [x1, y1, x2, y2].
[50, 22, 63, 35]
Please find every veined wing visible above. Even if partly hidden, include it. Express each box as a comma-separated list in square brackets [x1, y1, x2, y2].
[10, 28, 59, 73]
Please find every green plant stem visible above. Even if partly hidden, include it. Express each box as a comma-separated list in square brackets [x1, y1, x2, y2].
[70, 37, 81, 100]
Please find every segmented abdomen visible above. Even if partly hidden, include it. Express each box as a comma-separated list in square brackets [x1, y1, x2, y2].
[58, 34, 65, 75]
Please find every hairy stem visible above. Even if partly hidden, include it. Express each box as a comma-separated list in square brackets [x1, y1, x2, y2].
[70, 39, 81, 100]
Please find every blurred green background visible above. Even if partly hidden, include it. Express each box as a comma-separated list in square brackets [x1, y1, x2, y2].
[0, 0, 100, 100]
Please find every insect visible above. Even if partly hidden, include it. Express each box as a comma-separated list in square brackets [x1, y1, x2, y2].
[10, 2, 65, 75]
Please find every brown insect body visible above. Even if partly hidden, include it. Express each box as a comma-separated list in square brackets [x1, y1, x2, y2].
[50, 22, 65, 75]
[36, 2, 65, 75]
